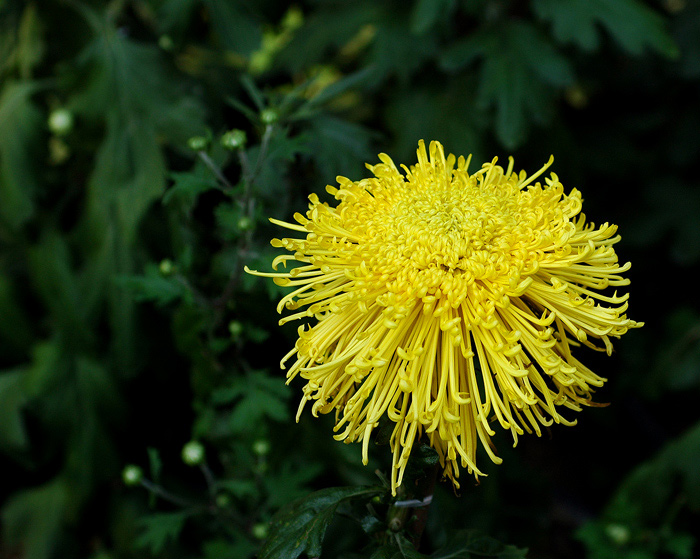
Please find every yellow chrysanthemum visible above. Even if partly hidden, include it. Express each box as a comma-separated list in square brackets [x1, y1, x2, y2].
[246, 140, 641, 495]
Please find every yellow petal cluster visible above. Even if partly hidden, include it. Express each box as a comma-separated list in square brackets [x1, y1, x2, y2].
[246, 140, 641, 495]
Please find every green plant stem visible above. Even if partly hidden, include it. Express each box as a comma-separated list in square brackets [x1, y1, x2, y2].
[140, 479, 194, 508]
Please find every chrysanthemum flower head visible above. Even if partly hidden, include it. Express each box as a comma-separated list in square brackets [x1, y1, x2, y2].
[246, 140, 641, 495]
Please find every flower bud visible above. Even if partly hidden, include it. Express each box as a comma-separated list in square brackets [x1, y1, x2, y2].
[237, 216, 254, 231]
[159, 259, 174, 276]
[122, 465, 144, 486]
[181, 441, 205, 466]
[252, 439, 271, 456]
[251, 523, 269, 540]
[260, 108, 279, 125]
[229, 320, 244, 339]
[221, 129, 247, 150]
[48, 109, 74, 136]
[158, 35, 174, 51]
[188, 136, 209, 151]
[605, 523, 630, 545]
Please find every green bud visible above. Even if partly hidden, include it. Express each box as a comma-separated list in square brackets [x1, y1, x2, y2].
[229, 320, 244, 338]
[282, 7, 304, 30]
[221, 129, 247, 150]
[605, 523, 630, 545]
[188, 136, 209, 151]
[48, 108, 74, 136]
[216, 493, 231, 508]
[237, 216, 254, 231]
[252, 439, 271, 456]
[158, 35, 174, 51]
[159, 259, 174, 276]
[181, 440, 205, 466]
[260, 108, 279, 125]
[122, 465, 144, 486]
[251, 522, 269, 540]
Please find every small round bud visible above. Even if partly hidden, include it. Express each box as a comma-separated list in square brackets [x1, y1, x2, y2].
[159, 259, 174, 276]
[282, 7, 304, 31]
[158, 35, 174, 51]
[181, 441, 205, 466]
[251, 522, 269, 540]
[252, 439, 271, 456]
[388, 517, 403, 532]
[605, 523, 630, 545]
[216, 493, 231, 508]
[221, 129, 247, 150]
[237, 216, 254, 231]
[229, 320, 244, 339]
[249, 51, 272, 75]
[187, 136, 209, 151]
[48, 109, 74, 136]
[122, 465, 144, 486]
[260, 108, 279, 125]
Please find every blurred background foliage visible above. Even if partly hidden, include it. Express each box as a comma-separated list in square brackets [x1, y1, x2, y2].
[0, 0, 699, 557]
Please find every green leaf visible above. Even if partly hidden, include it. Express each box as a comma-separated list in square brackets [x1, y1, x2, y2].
[0, 274, 33, 355]
[0, 369, 29, 452]
[305, 115, 376, 182]
[295, 65, 377, 116]
[14, 3, 44, 78]
[410, 0, 456, 35]
[263, 462, 324, 509]
[118, 264, 189, 307]
[2, 477, 69, 559]
[440, 22, 573, 149]
[135, 512, 189, 554]
[533, 0, 678, 57]
[258, 486, 383, 559]
[203, 537, 258, 559]
[218, 479, 258, 500]
[203, 0, 261, 56]
[163, 172, 220, 207]
[0, 81, 42, 230]
[431, 530, 528, 558]
[371, 534, 425, 559]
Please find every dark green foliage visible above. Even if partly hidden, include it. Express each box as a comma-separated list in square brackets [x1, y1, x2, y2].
[0, 0, 698, 558]
[259, 486, 383, 559]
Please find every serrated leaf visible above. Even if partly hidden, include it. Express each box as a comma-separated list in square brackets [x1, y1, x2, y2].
[371, 534, 424, 559]
[258, 486, 383, 559]
[117, 264, 189, 307]
[163, 172, 219, 207]
[135, 512, 189, 554]
[305, 115, 375, 181]
[263, 462, 324, 509]
[218, 479, 258, 499]
[440, 22, 572, 149]
[533, 0, 678, 57]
